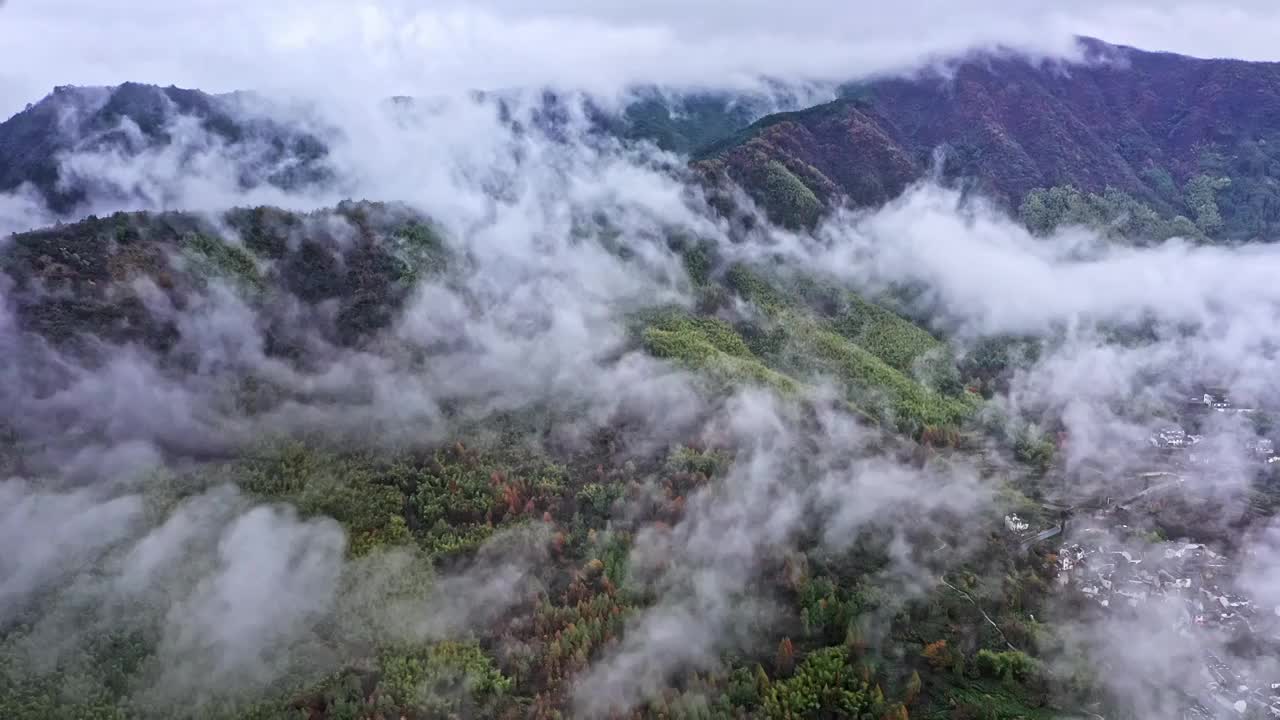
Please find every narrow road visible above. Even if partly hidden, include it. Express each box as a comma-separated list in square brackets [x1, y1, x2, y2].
[1116, 476, 1182, 510]
[1022, 472, 1185, 553]
[1019, 525, 1063, 553]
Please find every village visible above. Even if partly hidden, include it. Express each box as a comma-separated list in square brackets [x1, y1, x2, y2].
[1003, 387, 1280, 718]
[1002, 500, 1280, 719]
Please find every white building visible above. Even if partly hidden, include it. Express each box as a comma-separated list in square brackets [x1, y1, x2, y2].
[1004, 513, 1030, 534]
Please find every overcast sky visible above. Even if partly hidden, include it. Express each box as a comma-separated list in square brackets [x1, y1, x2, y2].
[2, 0, 1280, 117]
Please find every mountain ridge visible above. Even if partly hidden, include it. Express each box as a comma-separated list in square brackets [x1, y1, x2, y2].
[0, 82, 332, 217]
[8, 38, 1280, 240]
[699, 38, 1280, 238]
[7, 36, 1280, 720]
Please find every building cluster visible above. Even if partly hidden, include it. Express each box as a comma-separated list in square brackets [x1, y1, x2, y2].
[1188, 388, 1264, 415]
[1249, 438, 1277, 459]
[1038, 384, 1280, 716]
[1004, 513, 1031, 534]
[1195, 391, 1237, 413]
[1057, 530, 1280, 718]
[1058, 534, 1254, 629]
[1151, 425, 1203, 450]
[1147, 423, 1278, 466]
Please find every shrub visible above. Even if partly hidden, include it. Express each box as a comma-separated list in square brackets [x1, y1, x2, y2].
[975, 649, 1038, 683]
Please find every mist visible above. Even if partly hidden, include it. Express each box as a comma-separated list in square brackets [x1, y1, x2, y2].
[5, 12, 1280, 718]
[6, 1, 1280, 119]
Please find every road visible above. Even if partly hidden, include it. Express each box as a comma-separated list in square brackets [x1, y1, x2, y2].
[1020, 471, 1184, 553]
[1019, 525, 1063, 553]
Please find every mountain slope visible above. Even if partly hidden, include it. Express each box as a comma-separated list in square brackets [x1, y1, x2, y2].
[0, 201, 1041, 720]
[7, 50, 1280, 720]
[0, 83, 331, 215]
[9, 39, 1280, 241]
[698, 38, 1280, 239]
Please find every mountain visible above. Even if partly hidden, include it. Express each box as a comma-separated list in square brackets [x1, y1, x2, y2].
[8, 40, 1280, 720]
[0, 82, 332, 215]
[8, 40, 1280, 241]
[0, 83, 777, 225]
[0, 201, 1009, 720]
[697, 38, 1280, 239]
[0, 202, 968, 443]
[597, 83, 834, 156]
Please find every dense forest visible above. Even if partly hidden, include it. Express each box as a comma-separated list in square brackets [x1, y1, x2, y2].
[0, 198, 1099, 719]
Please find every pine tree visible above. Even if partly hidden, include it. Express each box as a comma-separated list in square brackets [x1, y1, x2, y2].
[905, 670, 922, 705]
[754, 664, 772, 694]
[845, 619, 867, 657]
[775, 637, 796, 677]
[881, 703, 910, 720]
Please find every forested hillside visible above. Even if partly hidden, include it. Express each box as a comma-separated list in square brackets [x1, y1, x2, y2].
[10, 39, 1280, 242]
[696, 39, 1280, 240]
[0, 201, 1066, 720]
[6, 32, 1280, 720]
[0, 83, 331, 217]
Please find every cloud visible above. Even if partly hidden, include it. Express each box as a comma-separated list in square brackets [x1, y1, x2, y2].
[5, 7, 1280, 714]
[0, 91, 726, 465]
[704, 182, 1280, 716]
[0, 92, 726, 711]
[0, 479, 552, 714]
[5, 1, 1280, 118]
[572, 391, 991, 716]
[0, 477, 144, 622]
[802, 185, 1280, 339]
[0, 184, 53, 237]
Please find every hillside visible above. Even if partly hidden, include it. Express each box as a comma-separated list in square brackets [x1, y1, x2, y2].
[0, 203, 1049, 720]
[10, 40, 1280, 242]
[7, 37, 1280, 720]
[10, 195, 1272, 720]
[697, 38, 1280, 239]
[0, 204, 973, 446]
[0, 83, 331, 216]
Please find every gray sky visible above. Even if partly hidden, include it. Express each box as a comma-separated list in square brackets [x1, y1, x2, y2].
[2, 0, 1280, 117]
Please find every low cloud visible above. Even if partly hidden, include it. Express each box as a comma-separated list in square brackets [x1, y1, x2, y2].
[4, 18, 1280, 716]
[5, 1, 1280, 119]
[573, 391, 991, 716]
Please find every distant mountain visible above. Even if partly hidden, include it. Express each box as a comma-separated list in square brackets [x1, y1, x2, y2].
[9, 42, 1280, 720]
[9, 39, 1280, 241]
[599, 83, 833, 155]
[0, 82, 798, 223]
[697, 38, 1280, 239]
[0, 83, 332, 216]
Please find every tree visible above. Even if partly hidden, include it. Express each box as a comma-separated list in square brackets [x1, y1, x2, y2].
[904, 670, 922, 705]
[921, 640, 952, 671]
[1185, 174, 1231, 235]
[975, 649, 1037, 683]
[775, 637, 796, 677]
[762, 647, 878, 719]
[882, 703, 910, 720]
[844, 619, 867, 657]
[1014, 430, 1055, 475]
[755, 664, 773, 695]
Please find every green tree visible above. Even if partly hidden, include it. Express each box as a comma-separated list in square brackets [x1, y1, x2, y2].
[775, 638, 796, 678]
[1185, 174, 1231, 235]
[904, 670, 922, 705]
[762, 647, 880, 719]
[975, 649, 1038, 683]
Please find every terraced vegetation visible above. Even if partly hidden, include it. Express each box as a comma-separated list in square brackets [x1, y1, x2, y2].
[718, 265, 979, 436]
